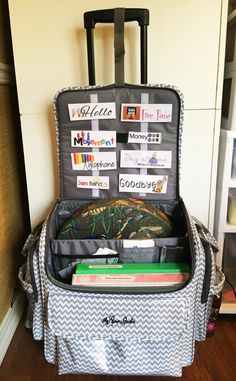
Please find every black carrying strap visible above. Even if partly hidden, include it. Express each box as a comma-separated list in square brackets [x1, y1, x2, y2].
[193, 217, 219, 253]
[22, 221, 44, 303]
[192, 217, 219, 303]
[114, 8, 125, 86]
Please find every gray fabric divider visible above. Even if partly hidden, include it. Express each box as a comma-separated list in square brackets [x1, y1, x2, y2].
[51, 239, 122, 255]
[51, 236, 186, 256]
[55, 85, 181, 201]
[51, 235, 189, 282]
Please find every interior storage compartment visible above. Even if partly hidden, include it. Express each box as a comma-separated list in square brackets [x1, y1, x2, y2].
[52, 236, 189, 283]
[47, 199, 191, 286]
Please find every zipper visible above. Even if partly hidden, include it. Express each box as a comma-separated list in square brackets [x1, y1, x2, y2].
[45, 199, 195, 295]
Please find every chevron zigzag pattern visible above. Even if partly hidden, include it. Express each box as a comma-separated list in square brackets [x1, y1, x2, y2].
[18, 197, 224, 376]
[55, 335, 183, 376]
[47, 293, 188, 340]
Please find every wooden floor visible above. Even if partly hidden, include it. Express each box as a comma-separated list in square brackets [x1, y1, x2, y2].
[0, 314, 236, 381]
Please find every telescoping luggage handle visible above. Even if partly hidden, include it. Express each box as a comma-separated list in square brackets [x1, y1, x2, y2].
[84, 8, 149, 86]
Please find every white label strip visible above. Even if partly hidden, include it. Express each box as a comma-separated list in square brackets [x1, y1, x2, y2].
[121, 103, 172, 123]
[123, 239, 155, 248]
[120, 150, 172, 169]
[119, 174, 168, 194]
[90, 94, 100, 197]
[71, 151, 117, 171]
[128, 131, 162, 144]
[71, 130, 116, 148]
[139, 92, 149, 197]
[77, 176, 110, 190]
[68, 102, 116, 121]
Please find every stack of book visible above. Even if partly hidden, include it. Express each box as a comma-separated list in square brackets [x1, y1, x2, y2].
[72, 262, 190, 287]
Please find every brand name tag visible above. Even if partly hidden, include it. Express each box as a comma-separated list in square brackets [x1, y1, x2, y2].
[68, 102, 116, 121]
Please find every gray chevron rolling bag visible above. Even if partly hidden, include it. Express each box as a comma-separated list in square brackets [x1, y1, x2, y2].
[18, 8, 225, 376]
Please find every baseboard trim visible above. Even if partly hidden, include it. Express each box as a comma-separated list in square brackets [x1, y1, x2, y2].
[0, 294, 25, 366]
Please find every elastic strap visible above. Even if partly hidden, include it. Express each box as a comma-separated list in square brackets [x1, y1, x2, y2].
[114, 8, 125, 86]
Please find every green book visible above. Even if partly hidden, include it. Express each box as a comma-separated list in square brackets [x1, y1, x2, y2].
[75, 262, 190, 275]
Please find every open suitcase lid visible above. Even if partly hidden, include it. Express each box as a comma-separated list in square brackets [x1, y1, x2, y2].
[54, 8, 184, 203]
[54, 84, 184, 202]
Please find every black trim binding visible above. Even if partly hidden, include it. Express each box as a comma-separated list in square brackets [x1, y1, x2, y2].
[193, 218, 218, 304]
[200, 241, 212, 304]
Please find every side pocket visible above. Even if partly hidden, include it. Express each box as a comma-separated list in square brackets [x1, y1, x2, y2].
[18, 261, 35, 329]
[193, 219, 225, 341]
[18, 262, 33, 294]
[211, 266, 225, 297]
[18, 223, 44, 339]
[193, 218, 223, 304]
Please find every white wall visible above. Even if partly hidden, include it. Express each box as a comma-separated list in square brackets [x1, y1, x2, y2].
[8, 0, 228, 229]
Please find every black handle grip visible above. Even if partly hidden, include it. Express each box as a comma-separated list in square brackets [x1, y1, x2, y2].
[84, 8, 149, 29]
[84, 8, 149, 86]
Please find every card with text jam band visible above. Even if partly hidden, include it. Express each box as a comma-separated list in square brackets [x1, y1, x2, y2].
[76, 176, 110, 190]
